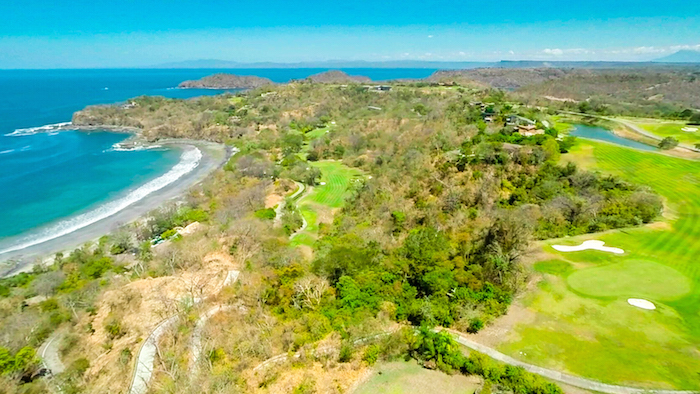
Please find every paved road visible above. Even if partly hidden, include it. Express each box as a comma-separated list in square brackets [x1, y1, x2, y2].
[39, 333, 65, 375]
[289, 183, 310, 240]
[128, 270, 240, 394]
[442, 328, 699, 394]
[248, 325, 698, 394]
[274, 181, 305, 228]
[560, 111, 699, 153]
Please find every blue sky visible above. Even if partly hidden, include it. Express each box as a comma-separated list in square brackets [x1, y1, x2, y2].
[1, 0, 699, 68]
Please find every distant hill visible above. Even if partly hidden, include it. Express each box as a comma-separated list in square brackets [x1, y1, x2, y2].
[654, 50, 700, 63]
[304, 70, 371, 83]
[428, 68, 572, 90]
[153, 59, 492, 69]
[179, 73, 274, 89]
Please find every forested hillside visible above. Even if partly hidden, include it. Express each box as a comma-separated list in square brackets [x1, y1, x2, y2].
[5, 80, 663, 393]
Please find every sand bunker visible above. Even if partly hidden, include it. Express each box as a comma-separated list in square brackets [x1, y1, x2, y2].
[628, 298, 656, 310]
[552, 240, 624, 254]
[682, 127, 698, 132]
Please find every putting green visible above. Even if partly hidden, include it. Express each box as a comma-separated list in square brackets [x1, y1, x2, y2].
[567, 260, 691, 301]
[499, 138, 700, 389]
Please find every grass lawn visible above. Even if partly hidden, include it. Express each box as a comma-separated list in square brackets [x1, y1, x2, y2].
[620, 117, 700, 146]
[354, 360, 481, 394]
[498, 139, 700, 390]
[290, 161, 363, 247]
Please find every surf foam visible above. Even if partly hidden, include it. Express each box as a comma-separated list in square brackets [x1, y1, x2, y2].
[0, 147, 202, 256]
[6, 122, 72, 137]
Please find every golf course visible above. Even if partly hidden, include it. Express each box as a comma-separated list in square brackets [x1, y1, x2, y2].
[619, 117, 700, 146]
[498, 138, 700, 389]
[290, 160, 363, 247]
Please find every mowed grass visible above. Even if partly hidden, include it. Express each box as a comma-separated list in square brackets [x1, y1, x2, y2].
[622, 117, 700, 145]
[354, 360, 481, 394]
[499, 140, 700, 389]
[290, 161, 363, 247]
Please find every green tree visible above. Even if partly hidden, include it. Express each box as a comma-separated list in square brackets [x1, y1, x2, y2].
[658, 137, 679, 150]
[541, 138, 561, 162]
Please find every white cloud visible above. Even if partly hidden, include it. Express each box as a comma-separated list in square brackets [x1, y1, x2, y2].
[542, 48, 564, 56]
[670, 44, 700, 51]
[508, 50, 515, 55]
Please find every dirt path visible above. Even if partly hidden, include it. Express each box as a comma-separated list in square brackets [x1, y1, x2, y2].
[39, 333, 65, 375]
[441, 328, 698, 394]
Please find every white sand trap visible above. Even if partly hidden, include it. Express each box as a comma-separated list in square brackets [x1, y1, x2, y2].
[682, 127, 698, 132]
[552, 240, 624, 254]
[628, 298, 656, 310]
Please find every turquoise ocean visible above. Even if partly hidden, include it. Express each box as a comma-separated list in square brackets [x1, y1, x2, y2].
[0, 68, 436, 254]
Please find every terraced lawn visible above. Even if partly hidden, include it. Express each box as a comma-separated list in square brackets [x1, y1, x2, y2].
[498, 140, 700, 390]
[290, 161, 363, 247]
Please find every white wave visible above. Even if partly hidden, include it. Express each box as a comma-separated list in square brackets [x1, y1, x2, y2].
[109, 143, 163, 152]
[0, 147, 202, 256]
[0, 149, 14, 155]
[6, 122, 72, 137]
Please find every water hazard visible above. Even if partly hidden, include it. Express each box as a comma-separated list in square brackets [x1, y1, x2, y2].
[570, 124, 658, 152]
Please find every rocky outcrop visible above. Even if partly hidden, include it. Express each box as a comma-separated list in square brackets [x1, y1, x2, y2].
[179, 73, 274, 89]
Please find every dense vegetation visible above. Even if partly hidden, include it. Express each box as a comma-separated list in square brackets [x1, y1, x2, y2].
[4, 78, 666, 393]
[409, 328, 562, 394]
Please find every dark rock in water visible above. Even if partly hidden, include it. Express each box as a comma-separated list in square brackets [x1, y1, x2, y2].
[179, 73, 274, 89]
[304, 70, 371, 84]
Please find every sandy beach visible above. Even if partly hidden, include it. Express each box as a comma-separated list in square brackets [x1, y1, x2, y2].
[0, 139, 230, 277]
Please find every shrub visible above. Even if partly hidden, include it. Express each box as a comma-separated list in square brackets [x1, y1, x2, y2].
[362, 344, 380, 365]
[105, 318, 126, 339]
[467, 318, 485, 334]
[658, 137, 679, 150]
[68, 358, 90, 377]
[160, 228, 178, 240]
[338, 343, 353, 363]
[119, 348, 132, 366]
[254, 208, 276, 220]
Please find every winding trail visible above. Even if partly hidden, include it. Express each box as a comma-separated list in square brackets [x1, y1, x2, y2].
[273, 181, 305, 227]
[128, 270, 240, 394]
[288, 182, 311, 240]
[189, 270, 240, 374]
[38, 333, 65, 375]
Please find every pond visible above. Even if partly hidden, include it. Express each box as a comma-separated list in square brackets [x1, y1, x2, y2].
[570, 124, 658, 152]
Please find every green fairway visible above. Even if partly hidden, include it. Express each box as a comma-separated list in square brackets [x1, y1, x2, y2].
[499, 139, 700, 390]
[306, 161, 363, 208]
[621, 117, 700, 145]
[354, 360, 481, 394]
[290, 160, 363, 247]
[567, 260, 691, 301]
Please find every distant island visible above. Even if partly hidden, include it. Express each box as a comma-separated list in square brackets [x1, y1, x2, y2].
[304, 70, 372, 83]
[178, 73, 274, 89]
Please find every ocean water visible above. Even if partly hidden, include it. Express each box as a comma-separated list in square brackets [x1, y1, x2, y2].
[0, 68, 435, 253]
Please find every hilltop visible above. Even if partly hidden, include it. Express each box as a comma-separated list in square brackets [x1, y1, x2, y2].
[304, 70, 372, 83]
[179, 73, 274, 89]
[654, 50, 700, 63]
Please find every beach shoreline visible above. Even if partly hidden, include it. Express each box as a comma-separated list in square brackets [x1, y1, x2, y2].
[0, 139, 231, 277]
